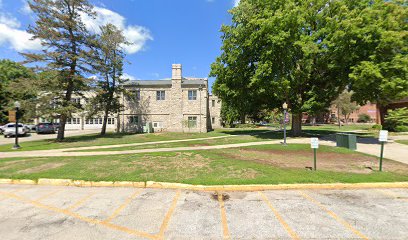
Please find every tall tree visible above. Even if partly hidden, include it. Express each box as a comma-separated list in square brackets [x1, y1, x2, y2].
[88, 24, 129, 135]
[22, 0, 95, 140]
[349, 0, 408, 124]
[211, 0, 365, 136]
[332, 90, 360, 126]
[0, 59, 35, 124]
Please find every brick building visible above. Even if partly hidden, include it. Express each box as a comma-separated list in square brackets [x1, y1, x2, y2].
[38, 64, 222, 133]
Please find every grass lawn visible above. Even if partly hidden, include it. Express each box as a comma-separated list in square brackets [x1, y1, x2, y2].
[1, 144, 407, 185]
[396, 140, 408, 145]
[0, 129, 281, 152]
[70, 131, 284, 152]
[0, 124, 376, 152]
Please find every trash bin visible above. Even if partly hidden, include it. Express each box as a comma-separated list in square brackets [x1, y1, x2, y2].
[335, 133, 357, 150]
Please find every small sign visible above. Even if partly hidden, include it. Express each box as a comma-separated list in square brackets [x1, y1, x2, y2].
[8, 110, 16, 122]
[379, 130, 388, 142]
[285, 113, 290, 123]
[311, 138, 319, 149]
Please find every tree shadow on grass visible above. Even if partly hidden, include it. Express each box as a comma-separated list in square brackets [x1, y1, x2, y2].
[49, 132, 139, 143]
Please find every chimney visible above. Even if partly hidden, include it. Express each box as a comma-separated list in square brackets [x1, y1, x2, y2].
[172, 64, 182, 80]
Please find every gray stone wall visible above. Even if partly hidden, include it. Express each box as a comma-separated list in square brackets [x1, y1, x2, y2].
[209, 95, 222, 129]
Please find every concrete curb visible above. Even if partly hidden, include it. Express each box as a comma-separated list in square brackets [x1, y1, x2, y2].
[1, 178, 408, 191]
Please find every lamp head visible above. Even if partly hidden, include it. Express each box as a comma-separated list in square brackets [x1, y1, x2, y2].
[282, 102, 288, 110]
[14, 101, 21, 109]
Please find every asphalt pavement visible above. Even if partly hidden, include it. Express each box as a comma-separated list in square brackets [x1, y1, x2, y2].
[1, 184, 407, 239]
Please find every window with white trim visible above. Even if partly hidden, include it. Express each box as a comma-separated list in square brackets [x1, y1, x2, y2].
[156, 91, 165, 100]
[188, 90, 197, 100]
[187, 116, 197, 128]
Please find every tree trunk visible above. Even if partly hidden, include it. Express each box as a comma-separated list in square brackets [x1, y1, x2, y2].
[377, 104, 386, 125]
[101, 111, 109, 136]
[291, 112, 302, 137]
[57, 115, 67, 141]
[337, 108, 341, 129]
[240, 114, 245, 124]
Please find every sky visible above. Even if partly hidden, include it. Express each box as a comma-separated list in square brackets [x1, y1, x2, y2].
[0, 0, 240, 91]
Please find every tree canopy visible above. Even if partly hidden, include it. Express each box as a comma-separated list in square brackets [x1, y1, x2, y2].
[211, 0, 408, 135]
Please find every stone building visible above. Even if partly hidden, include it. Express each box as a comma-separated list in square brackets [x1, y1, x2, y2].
[48, 64, 222, 132]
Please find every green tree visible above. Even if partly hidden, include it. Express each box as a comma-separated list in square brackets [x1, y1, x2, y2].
[88, 24, 129, 135]
[0, 59, 35, 124]
[332, 90, 360, 126]
[22, 0, 95, 140]
[220, 101, 241, 127]
[350, 0, 408, 124]
[211, 0, 366, 136]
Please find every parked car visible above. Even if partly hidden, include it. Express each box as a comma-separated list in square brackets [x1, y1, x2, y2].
[36, 123, 56, 134]
[25, 124, 37, 132]
[3, 123, 27, 138]
[0, 125, 5, 134]
[52, 123, 60, 132]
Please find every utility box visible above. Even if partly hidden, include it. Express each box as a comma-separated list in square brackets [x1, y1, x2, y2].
[336, 133, 357, 150]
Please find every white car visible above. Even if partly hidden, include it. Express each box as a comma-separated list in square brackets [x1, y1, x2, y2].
[3, 123, 27, 138]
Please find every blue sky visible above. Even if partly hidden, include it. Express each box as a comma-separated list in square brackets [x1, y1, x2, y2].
[0, 0, 240, 90]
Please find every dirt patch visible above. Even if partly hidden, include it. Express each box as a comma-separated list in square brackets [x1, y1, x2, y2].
[0, 158, 46, 171]
[17, 162, 66, 174]
[219, 148, 408, 174]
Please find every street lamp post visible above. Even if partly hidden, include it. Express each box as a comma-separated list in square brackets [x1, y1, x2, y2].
[13, 101, 21, 150]
[282, 102, 288, 145]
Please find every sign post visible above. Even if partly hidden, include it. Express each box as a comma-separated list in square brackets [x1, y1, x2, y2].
[310, 138, 319, 171]
[378, 130, 388, 172]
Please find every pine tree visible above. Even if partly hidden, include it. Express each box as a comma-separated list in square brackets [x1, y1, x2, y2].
[22, 0, 95, 140]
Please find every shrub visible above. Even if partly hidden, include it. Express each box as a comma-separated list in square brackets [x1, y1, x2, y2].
[357, 113, 371, 123]
[384, 107, 408, 132]
[372, 124, 382, 130]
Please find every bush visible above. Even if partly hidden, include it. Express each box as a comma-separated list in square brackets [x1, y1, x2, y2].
[395, 126, 408, 132]
[372, 124, 382, 130]
[357, 113, 371, 123]
[384, 107, 408, 132]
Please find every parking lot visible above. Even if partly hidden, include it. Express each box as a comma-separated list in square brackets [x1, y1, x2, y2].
[0, 130, 100, 145]
[0, 184, 407, 239]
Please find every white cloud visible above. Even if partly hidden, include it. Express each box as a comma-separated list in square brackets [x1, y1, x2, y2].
[0, 13, 21, 28]
[81, 6, 153, 55]
[0, 23, 42, 51]
[20, 0, 32, 15]
[0, 4, 151, 53]
[121, 73, 136, 80]
[234, 0, 240, 7]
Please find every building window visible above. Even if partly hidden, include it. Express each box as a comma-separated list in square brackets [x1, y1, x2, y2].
[71, 98, 81, 104]
[108, 118, 115, 125]
[188, 90, 197, 100]
[129, 90, 140, 101]
[188, 116, 197, 128]
[156, 91, 165, 100]
[129, 116, 139, 124]
[153, 122, 163, 128]
[67, 118, 72, 124]
[212, 100, 215, 107]
[212, 117, 215, 124]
